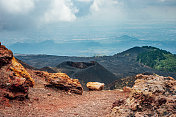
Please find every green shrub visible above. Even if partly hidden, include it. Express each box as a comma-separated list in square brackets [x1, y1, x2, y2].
[137, 47, 176, 72]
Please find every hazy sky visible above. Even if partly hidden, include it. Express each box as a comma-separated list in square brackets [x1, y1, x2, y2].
[0, 0, 176, 44]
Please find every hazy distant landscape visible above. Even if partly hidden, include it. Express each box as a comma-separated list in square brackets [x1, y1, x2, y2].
[6, 25, 176, 56]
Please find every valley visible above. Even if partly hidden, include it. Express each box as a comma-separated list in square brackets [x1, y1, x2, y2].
[16, 46, 176, 89]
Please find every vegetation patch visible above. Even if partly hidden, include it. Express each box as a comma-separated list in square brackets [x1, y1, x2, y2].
[137, 46, 176, 72]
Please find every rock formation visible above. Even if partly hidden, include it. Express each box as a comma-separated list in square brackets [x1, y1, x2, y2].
[0, 43, 34, 100]
[86, 82, 104, 91]
[110, 74, 176, 117]
[34, 71, 83, 95]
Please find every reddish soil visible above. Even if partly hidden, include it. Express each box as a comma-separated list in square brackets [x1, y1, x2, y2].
[0, 61, 128, 117]
[0, 88, 128, 117]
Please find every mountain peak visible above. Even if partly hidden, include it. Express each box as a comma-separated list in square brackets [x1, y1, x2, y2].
[114, 46, 147, 56]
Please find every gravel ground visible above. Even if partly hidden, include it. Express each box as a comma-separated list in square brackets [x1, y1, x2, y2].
[0, 88, 128, 117]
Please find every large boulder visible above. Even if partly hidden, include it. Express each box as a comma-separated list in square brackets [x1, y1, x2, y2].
[34, 71, 83, 95]
[110, 74, 176, 117]
[0, 43, 34, 100]
[86, 82, 104, 91]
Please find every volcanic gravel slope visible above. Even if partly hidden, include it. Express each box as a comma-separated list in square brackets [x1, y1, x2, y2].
[0, 88, 128, 117]
[0, 68, 128, 117]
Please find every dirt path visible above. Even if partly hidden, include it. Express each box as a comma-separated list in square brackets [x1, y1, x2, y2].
[0, 88, 128, 117]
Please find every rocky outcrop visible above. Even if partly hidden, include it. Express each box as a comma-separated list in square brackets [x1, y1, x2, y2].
[110, 74, 176, 117]
[0, 43, 34, 100]
[34, 71, 83, 95]
[86, 82, 104, 91]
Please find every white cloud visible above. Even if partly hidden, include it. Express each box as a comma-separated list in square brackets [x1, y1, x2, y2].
[43, 0, 78, 23]
[90, 0, 119, 12]
[77, 0, 93, 2]
[0, 0, 34, 14]
[158, 0, 174, 2]
[87, 0, 124, 23]
[0, 0, 175, 31]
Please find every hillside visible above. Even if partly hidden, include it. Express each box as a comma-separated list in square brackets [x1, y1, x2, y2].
[15, 46, 176, 81]
[56, 61, 117, 89]
[39, 61, 117, 89]
[137, 46, 176, 72]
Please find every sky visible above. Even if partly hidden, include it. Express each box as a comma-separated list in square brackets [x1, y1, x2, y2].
[0, 0, 176, 55]
[0, 0, 176, 30]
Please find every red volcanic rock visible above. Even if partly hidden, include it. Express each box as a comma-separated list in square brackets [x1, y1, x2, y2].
[123, 86, 132, 92]
[0, 44, 13, 67]
[110, 74, 176, 117]
[0, 43, 34, 100]
[34, 71, 83, 95]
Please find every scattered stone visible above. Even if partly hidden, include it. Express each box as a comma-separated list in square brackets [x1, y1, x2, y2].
[123, 86, 132, 92]
[112, 99, 124, 108]
[74, 113, 79, 116]
[47, 93, 51, 96]
[86, 82, 105, 91]
[33, 97, 39, 101]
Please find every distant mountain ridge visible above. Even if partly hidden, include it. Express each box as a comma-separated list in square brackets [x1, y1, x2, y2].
[8, 35, 176, 56]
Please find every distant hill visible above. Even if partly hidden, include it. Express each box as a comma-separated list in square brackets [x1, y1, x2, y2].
[40, 61, 118, 89]
[40, 66, 57, 73]
[15, 46, 176, 89]
[137, 46, 176, 72]
[16, 58, 38, 70]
